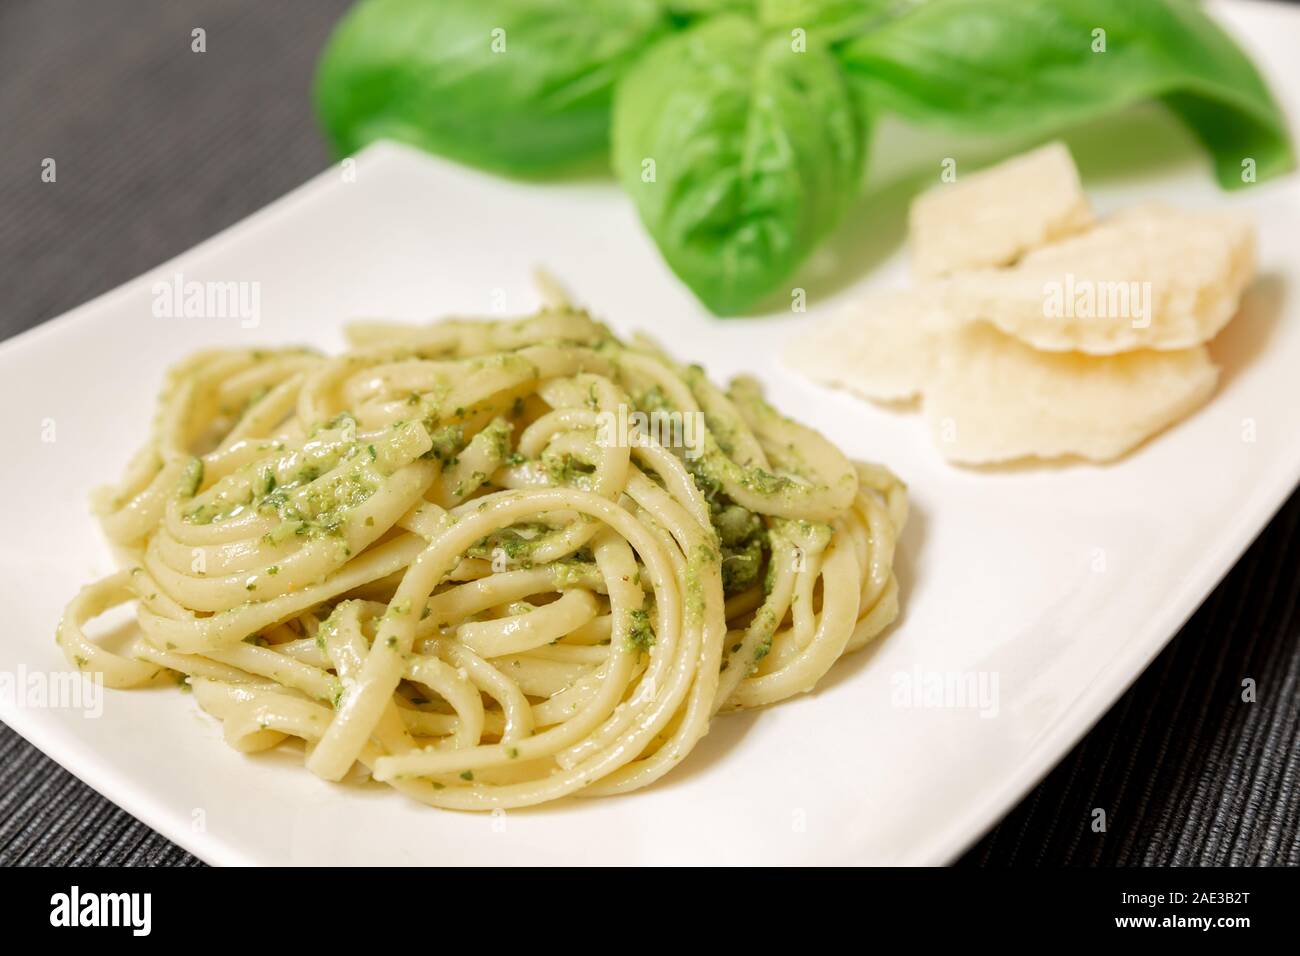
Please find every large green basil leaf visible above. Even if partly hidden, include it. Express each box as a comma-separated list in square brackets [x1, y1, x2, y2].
[315, 0, 667, 176]
[612, 16, 864, 315]
[667, 0, 756, 15]
[838, 0, 1294, 187]
[759, 0, 903, 43]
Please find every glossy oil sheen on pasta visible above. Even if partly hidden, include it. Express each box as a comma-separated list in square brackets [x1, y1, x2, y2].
[58, 304, 906, 809]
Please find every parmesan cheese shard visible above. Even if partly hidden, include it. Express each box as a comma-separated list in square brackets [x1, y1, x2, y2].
[942, 203, 1255, 355]
[924, 322, 1219, 464]
[788, 136, 1255, 467]
[785, 290, 954, 403]
[909, 142, 1093, 279]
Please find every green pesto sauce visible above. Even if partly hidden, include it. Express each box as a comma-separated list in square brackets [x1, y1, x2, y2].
[260, 468, 378, 542]
[626, 607, 655, 652]
[538, 451, 594, 488]
[683, 544, 716, 623]
[479, 417, 513, 460]
[634, 384, 672, 415]
[684, 457, 770, 596]
[177, 457, 204, 498]
[466, 522, 554, 565]
[552, 560, 591, 589]
[749, 606, 778, 664]
[421, 423, 464, 464]
[185, 432, 384, 541]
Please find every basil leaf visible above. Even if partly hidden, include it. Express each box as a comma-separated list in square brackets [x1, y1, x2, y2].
[667, 0, 756, 14]
[613, 16, 864, 315]
[315, 0, 667, 176]
[759, 0, 903, 43]
[838, 0, 1294, 188]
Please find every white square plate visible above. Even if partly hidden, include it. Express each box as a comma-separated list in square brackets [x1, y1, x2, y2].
[2, 0, 1297, 867]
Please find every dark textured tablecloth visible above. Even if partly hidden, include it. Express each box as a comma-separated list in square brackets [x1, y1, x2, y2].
[2, 0, 1296, 867]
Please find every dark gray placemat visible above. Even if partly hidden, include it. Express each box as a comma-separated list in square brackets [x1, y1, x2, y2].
[2, 0, 1296, 867]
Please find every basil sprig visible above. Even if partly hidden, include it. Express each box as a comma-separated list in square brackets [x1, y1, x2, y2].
[315, 0, 1294, 315]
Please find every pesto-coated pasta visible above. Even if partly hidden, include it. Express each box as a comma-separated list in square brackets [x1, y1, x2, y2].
[58, 303, 906, 809]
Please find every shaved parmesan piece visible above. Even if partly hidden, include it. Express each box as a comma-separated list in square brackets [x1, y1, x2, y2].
[785, 291, 953, 402]
[945, 203, 1255, 354]
[925, 322, 1219, 464]
[910, 142, 1093, 279]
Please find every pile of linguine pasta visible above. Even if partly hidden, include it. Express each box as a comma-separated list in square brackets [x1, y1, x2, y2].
[58, 303, 906, 809]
